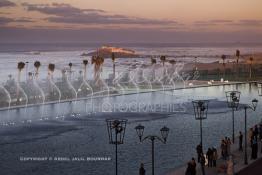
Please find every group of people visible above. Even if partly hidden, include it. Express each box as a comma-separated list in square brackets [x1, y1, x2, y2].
[186, 143, 218, 175]
[220, 137, 232, 160]
[248, 124, 262, 159]
[141, 123, 262, 175]
[206, 147, 218, 167]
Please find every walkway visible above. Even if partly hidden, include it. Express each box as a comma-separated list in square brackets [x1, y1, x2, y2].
[166, 138, 262, 175]
[236, 158, 262, 175]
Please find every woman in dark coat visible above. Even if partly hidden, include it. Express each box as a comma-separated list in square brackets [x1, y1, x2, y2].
[139, 163, 146, 175]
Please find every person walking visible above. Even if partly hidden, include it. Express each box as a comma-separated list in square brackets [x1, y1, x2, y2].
[191, 158, 196, 175]
[139, 163, 146, 175]
[185, 158, 196, 175]
[220, 139, 226, 160]
[226, 137, 232, 156]
[206, 148, 213, 167]
[227, 156, 234, 175]
[248, 128, 254, 146]
[200, 153, 206, 175]
[259, 123, 262, 140]
[254, 125, 259, 140]
[196, 143, 203, 163]
[185, 162, 192, 175]
[251, 136, 258, 159]
[259, 124, 262, 153]
[212, 147, 218, 167]
[239, 131, 243, 151]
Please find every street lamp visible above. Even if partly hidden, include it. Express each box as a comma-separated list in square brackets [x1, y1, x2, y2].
[225, 91, 241, 143]
[243, 99, 258, 165]
[192, 100, 209, 148]
[106, 119, 127, 175]
[135, 124, 169, 175]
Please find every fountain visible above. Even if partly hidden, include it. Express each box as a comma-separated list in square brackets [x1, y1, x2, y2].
[77, 60, 93, 98]
[0, 54, 204, 111]
[92, 55, 110, 96]
[33, 61, 45, 105]
[0, 85, 11, 109]
[48, 63, 61, 102]
[65, 64, 77, 100]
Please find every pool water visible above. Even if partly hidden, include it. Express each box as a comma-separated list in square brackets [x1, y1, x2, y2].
[0, 83, 261, 175]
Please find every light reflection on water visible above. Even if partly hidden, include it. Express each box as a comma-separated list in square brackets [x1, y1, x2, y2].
[0, 83, 261, 175]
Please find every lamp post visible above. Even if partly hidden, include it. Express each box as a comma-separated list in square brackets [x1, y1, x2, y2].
[243, 99, 258, 165]
[135, 124, 169, 175]
[225, 91, 241, 143]
[192, 100, 209, 148]
[106, 119, 127, 175]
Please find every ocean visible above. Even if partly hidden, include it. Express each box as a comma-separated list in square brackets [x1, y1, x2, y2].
[0, 42, 262, 82]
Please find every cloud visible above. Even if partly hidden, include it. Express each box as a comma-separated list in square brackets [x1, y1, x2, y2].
[0, 0, 16, 7]
[22, 3, 176, 25]
[15, 17, 34, 23]
[22, 2, 104, 16]
[194, 20, 234, 26]
[0, 17, 14, 24]
[194, 19, 262, 27]
[0, 17, 34, 25]
[233, 20, 262, 26]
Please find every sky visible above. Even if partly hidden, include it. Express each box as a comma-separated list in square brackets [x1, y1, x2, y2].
[0, 0, 262, 43]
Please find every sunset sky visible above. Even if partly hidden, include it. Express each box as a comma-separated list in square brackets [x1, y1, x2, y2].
[0, 0, 262, 43]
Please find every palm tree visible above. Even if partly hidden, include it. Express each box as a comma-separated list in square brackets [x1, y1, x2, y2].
[151, 57, 156, 64]
[92, 56, 104, 85]
[34, 61, 41, 79]
[160, 55, 167, 79]
[68, 62, 73, 80]
[48, 63, 55, 95]
[17, 62, 25, 102]
[160, 55, 166, 66]
[28, 72, 33, 80]
[151, 57, 157, 81]
[249, 57, 254, 79]
[48, 63, 55, 79]
[8, 74, 12, 81]
[69, 62, 72, 70]
[112, 52, 116, 80]
[168, 60, 176, 82]
[83, 59, 88, 80]
[169, 60, 176, 65]
[236, 50, 240, 63]
[17, 62, 25, 82]
[169, 60, 176, 71]
[236, 50, 240, 78]
[221, 55, 226, 78]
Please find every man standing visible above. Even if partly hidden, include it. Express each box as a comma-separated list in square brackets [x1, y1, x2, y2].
[239, 131, 243, 151]
[200, 153, 206, 175]
[196, 143, 203, 163]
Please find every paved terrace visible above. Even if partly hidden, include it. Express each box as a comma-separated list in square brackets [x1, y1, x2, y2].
[166, 137, 262, 175]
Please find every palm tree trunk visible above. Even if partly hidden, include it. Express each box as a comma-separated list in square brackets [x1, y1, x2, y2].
[69, 67, 72, 81]
[36, 68, 39, 79]
[249, 64, 252, 79]
[16, 71, 21, 102]
[84, 65, 87, 80]
[223, 63, 226, 79]
[113, 62, 116, 80]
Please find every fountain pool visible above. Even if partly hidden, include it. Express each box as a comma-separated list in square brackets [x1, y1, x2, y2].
[0, 83, 261, 175]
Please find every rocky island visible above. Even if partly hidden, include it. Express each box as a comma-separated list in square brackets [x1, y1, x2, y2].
[85, 46, 138, 58]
